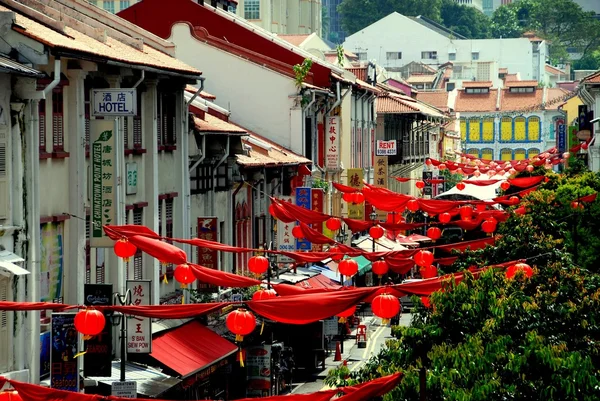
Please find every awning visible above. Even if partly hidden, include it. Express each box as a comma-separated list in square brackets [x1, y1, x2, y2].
[88, 361, 181, 398]
[295, 273, 340, 289]
[150, 321, 237, 378]
[0, 250, 29, 276]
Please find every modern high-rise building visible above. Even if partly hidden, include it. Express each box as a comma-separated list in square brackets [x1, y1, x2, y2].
[454, 0, 483, 13]
[86, 0, 138, 13]
[323, 0, 345, 44]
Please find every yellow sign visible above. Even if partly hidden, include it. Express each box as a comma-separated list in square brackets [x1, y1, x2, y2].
[347, 168, 364, 219]
[373, 156, 388, 220]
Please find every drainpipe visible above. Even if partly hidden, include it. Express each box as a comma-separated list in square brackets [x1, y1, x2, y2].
[186, 77, 206, 107]
[187, 78, 207, 174]
[42, 58, 61, 98]
[188, 135, 206, 173]
[132, 70, 145, 89]
[366, 94, 377, 183]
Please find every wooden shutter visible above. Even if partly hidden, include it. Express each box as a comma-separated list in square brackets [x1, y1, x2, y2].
[39, 100, 46, 153]
[0, 127, 8, 219]
[0, 276, 9, 372]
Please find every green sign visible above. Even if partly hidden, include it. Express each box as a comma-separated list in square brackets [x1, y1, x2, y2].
[91, 120, 117, 247]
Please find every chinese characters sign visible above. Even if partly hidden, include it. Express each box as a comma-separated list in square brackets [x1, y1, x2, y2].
[92, 89, 137, 117]
[276, 196, 295, 261]
[346, 168, 364, 219]
[557, 118, 566, 154]
[84, 284, 113, 377]
[127, 280, 152, 354]
[197, 218, 218, 292]
[325, 116, 340, 170]
[126, 162, 137, 195]
[373, 157, 388, 220]
[51, 313, 79, 392]
[295, 187, 312, 251]
[91, 120, 118, 247]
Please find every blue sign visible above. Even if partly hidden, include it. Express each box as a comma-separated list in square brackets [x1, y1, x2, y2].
[51, 313, 79, 392]
[40, 332, 51, 379]
[295, 187, 312, 251]
[557, 120, 566, 153]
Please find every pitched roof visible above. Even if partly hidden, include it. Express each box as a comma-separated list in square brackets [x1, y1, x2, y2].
[407, 15, 466, 39]
[278, 34, 311, 47]
[504, 80, 539, 88]
[237, 130, 311, 167]
[499, 88, 543, 111]
[406, 74, 436, 84]
[193, 115, 247, 134]
[504, 73, 519, 82]
[581, 70, 600, 84]
[185, 85, 217, 100]
[499, 68, 508, 74]
[346, 67, 367, 81]
[2, 1, 201, 77]
[0, 54, 44, 77]
[462, 81, 493, 88]
[416, 91, 449, 112]
[545, 88, 570, 110]
[455, 89, 498, 112]
[377, 93, 446, 118]
[545, 64, 565, 76]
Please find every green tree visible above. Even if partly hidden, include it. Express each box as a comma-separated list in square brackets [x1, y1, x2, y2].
[490, 5, 523, 38]
[440, 0, 490, 39]
[322, 6, 330, 39]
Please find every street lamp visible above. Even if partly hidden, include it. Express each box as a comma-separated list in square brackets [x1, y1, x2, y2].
[267, 241, 275, 289]
[336, 226, 349, 244]
[111, 290, 132, 382]
[370, 208, 377, 253]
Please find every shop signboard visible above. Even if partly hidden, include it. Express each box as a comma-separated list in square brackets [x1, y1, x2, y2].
[276, 196, 295, 262]
[376, 140, 397, 156]
[126, 280, 152, 353]
[51, 313, 79, 392]
[311, 189, 324, 252]
[295, 188, 312, 251]
[246, 345, 272, 397]
[84, 284, 113, 377]
[346, 168, 364, 219]
[92, 89, 137, 117]
[325, 116, 340, 170]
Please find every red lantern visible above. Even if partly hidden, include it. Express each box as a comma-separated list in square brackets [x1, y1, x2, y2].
[459, 205, 473, 221]
[571, 201, 584, 210]
[325, 217, 342, 231]
[421, 264, 437, 279]
[329, 246, 344, 262]
[563, 152, 570, 159]
[438, 163, 447, 170]
[456, 182, 466, 191]
[174, 263, 196, 285]
[505, 263, 534, 279]
[342, 193, 354, 203]
[509, 196, 520, 205]
[114, 239, 137, 262]
[514, 206, 527, 215]
[226, 308, 256, 342]
[439, 212, 451, 223]
[248, 256, 269, 275]
[338, 259, 359, 277]
[372, 260, 389, 277]
[500, 181, 510, 191]
[526, 165, 534, 172]
[252, 289, 277, 301]
[291, 226, 304, 239]
[476, 203, 487, 212]
[481, 219, 497, 234]
[371, 294, 401, 324]
[336, 305, 356, 323]
[74, 309, 106, 337]
[582, 142, 589, 150]
[407, 199, 419, 212]
[425, 159, 432, 166]
[415, 180, 425, 189]
[369, 225, 384, 239]
[0, 392, 22, 401]
[414, 250, 434, 268]
[426, 227, 442, 241]
[421, 296, 431, 309]
[352, 192, 365, 204]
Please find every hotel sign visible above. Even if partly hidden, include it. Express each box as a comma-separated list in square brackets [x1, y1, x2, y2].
[92, 89, 137, 117]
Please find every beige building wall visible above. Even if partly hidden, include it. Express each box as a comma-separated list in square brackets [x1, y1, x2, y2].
[236, 0, 322, 35]
[87, 0, 139, 13]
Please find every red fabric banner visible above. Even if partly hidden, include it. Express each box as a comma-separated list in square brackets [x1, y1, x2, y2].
[434, 256, 459, 266]
[333, 182, 359, 193]
[10, 380, 101, 401]
[177, 238, 254, 253]
[276, 251, 339, 263]
[434, 237, 496, 253]
[270, 200, 297, 223]
[299, 222, 336, 245]
[461, 179, 502, 186]
[190, 263, 261, 288]
[508, 176, 544, 188]
[246, 287, 375, 324]
[272, 283, 339, 296]
[392, 273, 467, 296]
[0, 302, 72, 311]
[386, 258, 415, 274]
[343, 217, 373, 232]
[277, 198, 330, 224]
[363, 189, 410, 212]
[578, 193, 597, 203]
[104, 224, 160, 240]
[234, 390, 337, 401]
[380, 222, 425, 231]
[127, 235, 188, 265]
[338, 373, 402, 400]
[98, 302, 228, 319]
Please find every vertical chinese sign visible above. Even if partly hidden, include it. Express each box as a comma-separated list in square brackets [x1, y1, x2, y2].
[91, 120, 118, 247]
[127, 280, 152, 353]
[557, 118, 566, 154]
[83, 284, 113, 377]
[197, 217, 218, 292]
[276, 196, 295, 263]
[373, 156, 388, 220]
[51, 313, 79, 392]
[325, 116, 340, 170]
[346, 168, 364, 219]
[295, 187, 312, 251]
[311, 189, 324, 252]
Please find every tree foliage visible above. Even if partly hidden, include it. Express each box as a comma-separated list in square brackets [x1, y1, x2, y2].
[327, 166, 600, 399]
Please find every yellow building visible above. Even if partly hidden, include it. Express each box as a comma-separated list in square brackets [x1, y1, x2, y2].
[561, 94, 583, 126]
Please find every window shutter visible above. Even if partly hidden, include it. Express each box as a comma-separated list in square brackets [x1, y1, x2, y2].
[123, 118, 129, 149]
[39, 100, 46, 153]
[133, 116, 142, 148]
[0, 276, 9, 372]
[0, 127, 8, 219]
[133, 254, 143, 280]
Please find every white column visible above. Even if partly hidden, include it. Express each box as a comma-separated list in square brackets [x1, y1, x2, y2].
[173, 88, 190, 256]
[142, 80, 160, 305]
[65, 69, 87, 307]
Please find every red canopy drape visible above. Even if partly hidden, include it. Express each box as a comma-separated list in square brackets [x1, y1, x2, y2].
[332, 182, 359, 193]
[434, 236, 496, 253]
[176, 238, 253, 253]
[269, 200, 297, 223]
[343, 217, 373, 232]
[277, 198, 330, 224]
[386, 258, 415, 274]
[508, 176, 544, 188]
[299, 222, 336, 245]
[190, 263, 261, 288]
[104, 224, 160, 240]
[127, 235, 187, 265]
[337, 373, 402, 400]
[98, 302, 228, 319]
[0, 302, 72, 311]
[461, 179, 501, 186]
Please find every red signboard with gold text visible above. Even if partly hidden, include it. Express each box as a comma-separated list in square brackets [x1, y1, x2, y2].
[197, 217, 218, 291]
[311, 189, 324, 252]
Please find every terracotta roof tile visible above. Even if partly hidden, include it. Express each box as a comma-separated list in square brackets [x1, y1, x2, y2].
[499, 68, 508, 74]
[193, 115, 246, 134]
[355, 78, 381, 93]
[462, 81, 493, 88]
[504, 80, 539, 88]
[499, 88, 543, 111]
[5, 4, 201, 76]
[545, 64, 565, 75]
[346, 67, 367, 81]
[582, 70, 600, 84]
[406, 74, 436, 84]
[377, 93, 445, 118]
[235, 126, 311, 167]
[504, 74, 519, 82]
[455, 89, 498, 112]
[545, 88, 570, 110]
[416, 91, 449, 112]
[185, 85, 216, 100]
[277, 34, 310, 47]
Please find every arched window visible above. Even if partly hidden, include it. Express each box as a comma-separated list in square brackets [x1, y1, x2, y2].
[500, 148, 513, 161]
[528, 148, 540, 159]
[467, 148, 480, 158]
[514, 117, 526, 141]
[514, 148, 526, 160]
[481, 148, 493, 160]
[482, 118, 494, 142]
[527, 116, 541, 141]
[468, 118, 481, 142]
[500, 117, 512, 142]
[460, 118, 467, 141]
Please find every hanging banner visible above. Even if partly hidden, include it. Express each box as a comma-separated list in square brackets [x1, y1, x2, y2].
[276, 196, 295, 263]
[51, 313, 79, 392]
[347, 168, 364, 219]
[556, 118, 566, 154]
[40, 222, 64, 302]
[84, 284, 113, 377]
[325, 116, 340, 170]
[197, 217, 218, 292]
[127, 280, 152, 354]
[422, 171, 433, 197]
[91, 119, 118, 247]
[374, 156, 388, 219]
[246, 345, 272, 397]
[311, 189, 324, 252]
[295, 187, 312, 251]
[376, 140, 397, 156]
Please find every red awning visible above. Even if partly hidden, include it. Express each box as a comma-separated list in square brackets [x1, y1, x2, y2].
[296, 273, 341, 290]
[150, 321, 237, 378]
